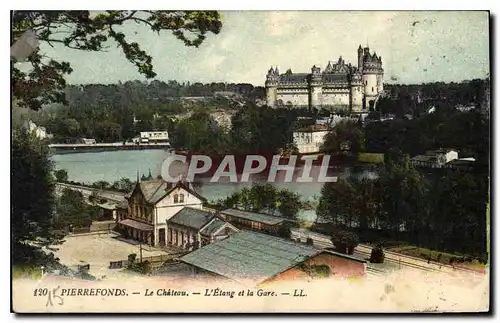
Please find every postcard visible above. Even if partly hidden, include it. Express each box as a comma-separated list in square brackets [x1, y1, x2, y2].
[11, 10, 490, 313]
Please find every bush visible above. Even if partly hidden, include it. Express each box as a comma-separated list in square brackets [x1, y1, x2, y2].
[141, 260, 151, 274]
[128, 253, 137, 264]
[331, 231, 359, 255]
[370, 245, 385, 263]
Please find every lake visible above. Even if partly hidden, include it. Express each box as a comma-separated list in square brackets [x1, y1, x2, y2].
[51, 149, 378, 221]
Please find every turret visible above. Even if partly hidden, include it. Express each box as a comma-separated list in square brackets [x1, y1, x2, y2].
[265, 66, 280, 107]
[308, 65, 323, 110]
[350, 68, 363, 113]
[357, 45, 363, 72]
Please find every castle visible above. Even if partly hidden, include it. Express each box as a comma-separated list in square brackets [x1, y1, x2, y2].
[265, 45, 384, 113]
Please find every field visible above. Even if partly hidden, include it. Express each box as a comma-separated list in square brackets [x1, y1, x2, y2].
[357, 153, 385, 164]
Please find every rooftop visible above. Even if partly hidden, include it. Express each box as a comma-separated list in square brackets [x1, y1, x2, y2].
[126, 180, 206, 205]
[425, 148, 458, 155]
[180, 230, 322, 285]
[294, 124, 331, 133]
[200, 218, 229, 237]
[221, 208, 286, 226]
[169, 207, 215, 230]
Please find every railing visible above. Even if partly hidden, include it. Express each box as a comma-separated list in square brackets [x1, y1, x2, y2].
[108, 253, 181, 269]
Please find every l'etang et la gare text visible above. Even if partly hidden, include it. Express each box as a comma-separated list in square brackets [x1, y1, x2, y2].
[33, 287, 307, 299]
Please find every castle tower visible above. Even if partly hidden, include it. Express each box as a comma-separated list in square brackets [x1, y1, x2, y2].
[308, 65, 323, 110]
[265, 66, 279, 107]
[349, 68, 364, 113]
[361, 48, 379, 110]
[357, 45, 363, 73]
[376, 55, 384, 93]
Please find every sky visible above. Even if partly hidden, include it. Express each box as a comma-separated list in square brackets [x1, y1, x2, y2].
[36, 11, 490, 86]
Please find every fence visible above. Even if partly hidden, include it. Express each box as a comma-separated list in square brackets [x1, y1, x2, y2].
[109, 253, 182, 269]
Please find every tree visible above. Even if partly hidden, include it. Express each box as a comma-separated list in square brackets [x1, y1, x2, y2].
[54, 169, 68, 182]
[12, 127, 64, 265]
[320, 120, 365, 156]
[370, 245, 385, 263]
[12, 10, 222, 268]
[219, 183, 302, 220]
[55, 188, 94, 229]
[12, 11, 222, 110]
[331, 231, 359, 255]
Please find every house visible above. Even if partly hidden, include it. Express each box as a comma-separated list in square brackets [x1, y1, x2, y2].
[139, 131, 169, 142]
[180, 230, 367, 286]
[411, 149, 459, 168]
[292, 124, 331, 154]
[119, 179, 206, 247]
[118, 178, 238, 251]
[116, 200, 128, 222]
[168, 207, 239, 251]
[80, 138, 97, 145]
[219, 208, 286, 234]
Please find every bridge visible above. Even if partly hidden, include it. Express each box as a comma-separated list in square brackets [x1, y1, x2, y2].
[55, 182, 127, 208]
[49, 142, 171, 153]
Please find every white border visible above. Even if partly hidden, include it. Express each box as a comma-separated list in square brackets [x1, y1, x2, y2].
[3, 1, 497, 321]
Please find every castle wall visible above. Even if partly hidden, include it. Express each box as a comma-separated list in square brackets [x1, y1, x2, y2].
[276, 88, 309, 106]
[321, 89, 350, 107]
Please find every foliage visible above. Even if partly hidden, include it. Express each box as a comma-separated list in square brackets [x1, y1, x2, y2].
[357, 153, 384, 164]
[11, 10, 222, 269]
[55, 188, 95, 228]
[110, 177, 135, 192]
[54, 169, 68, 182]
[29, 81, 265, 143]
[128, 253, 137, 264]
[12, 11, 222, 110]
[299, 263, 332, 279]
[141, 260, 151, 274]
[331, 231, 359, 255]
[171, 111, 229, 153]
[316, 149, 488, 256]
[320, 120, 365, 155]
[217, 183, 302, 219]
[364, 108, 489, 169]
[12, 126, 64, 265]
[370, 245, 385, 263]
[229, 105, 310, 155]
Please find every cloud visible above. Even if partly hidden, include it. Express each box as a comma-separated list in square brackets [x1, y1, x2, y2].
[40, 11, 489, 86]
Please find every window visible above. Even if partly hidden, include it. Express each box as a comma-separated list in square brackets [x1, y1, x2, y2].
[174, 194, 179, 203]
[372, 87, 374, 92]
[179, 194, 185, 203]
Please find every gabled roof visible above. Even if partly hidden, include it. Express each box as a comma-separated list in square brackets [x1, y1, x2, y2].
[126, 180, 206, 205]
[180, 230, 322, 285]
[200, 218, 233, 237]
[169, 207, 215, 230]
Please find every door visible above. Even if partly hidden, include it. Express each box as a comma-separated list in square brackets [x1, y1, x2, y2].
[158, 228, 166, 246]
